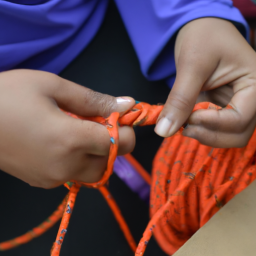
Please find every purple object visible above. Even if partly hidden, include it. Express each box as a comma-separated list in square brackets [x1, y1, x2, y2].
[114, 0, 249, 88]
[0, 0, 248, 87]
[0, 0, 108, 73]
[113, 156, 150, 201]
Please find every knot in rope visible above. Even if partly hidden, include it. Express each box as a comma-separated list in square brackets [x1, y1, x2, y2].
[2, 101, 256, 256]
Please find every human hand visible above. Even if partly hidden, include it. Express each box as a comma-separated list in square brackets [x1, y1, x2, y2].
[0, 70, 135, 188]
[155, 18, 256, 148]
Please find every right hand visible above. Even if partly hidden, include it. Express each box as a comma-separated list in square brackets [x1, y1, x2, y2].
[155, 18, 256, 148]
[0, 69, 135, 188]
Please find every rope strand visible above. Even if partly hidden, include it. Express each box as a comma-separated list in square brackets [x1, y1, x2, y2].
[0, 196, 67, 251]
[99, 186, 137, 252]
[1, 102, 256, 256]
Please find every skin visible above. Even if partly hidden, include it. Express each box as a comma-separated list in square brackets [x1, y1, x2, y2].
[155, 18, 256, 148]
[2, 18, 256, 188]
[0, 69, 135, 188]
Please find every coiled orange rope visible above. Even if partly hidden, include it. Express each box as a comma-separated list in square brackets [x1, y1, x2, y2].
[144, 123, 256, 255]
[1, 101, 256, 256]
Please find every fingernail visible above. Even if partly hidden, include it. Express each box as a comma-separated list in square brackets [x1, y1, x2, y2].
[155, 117, 172, 137]
[116, 97, 134, 115]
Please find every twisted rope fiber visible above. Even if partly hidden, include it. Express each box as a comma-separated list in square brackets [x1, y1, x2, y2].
[1, 102, 256, 256]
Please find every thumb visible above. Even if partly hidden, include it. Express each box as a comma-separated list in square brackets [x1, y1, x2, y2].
[154, 76, 202, 137]
[154, 45, 218, 137]
[45, 75, 135, 117]
[154, 18, 223, 138]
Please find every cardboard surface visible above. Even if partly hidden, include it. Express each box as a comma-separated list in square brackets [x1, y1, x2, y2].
[174, 181, 256, 256]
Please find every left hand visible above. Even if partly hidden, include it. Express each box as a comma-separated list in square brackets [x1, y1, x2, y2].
[0, 70, 135, 188]
[155, 18, 256, 148]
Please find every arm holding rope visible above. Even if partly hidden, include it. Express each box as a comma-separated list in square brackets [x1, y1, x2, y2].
[0, 69, 135, 188]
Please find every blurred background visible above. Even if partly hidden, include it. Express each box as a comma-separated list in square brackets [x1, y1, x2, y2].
[233, 0, 256, 49]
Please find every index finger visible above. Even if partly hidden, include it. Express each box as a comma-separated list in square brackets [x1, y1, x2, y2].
[184, 82, 256, 147]
[189, 81, 256, 133]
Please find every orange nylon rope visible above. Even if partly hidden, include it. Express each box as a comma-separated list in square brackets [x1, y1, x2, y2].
[1, 102, 256, 256]
[0, 196, 67, 251]
[136, 103, 256, 256]
[147, 129, 256, 255]
[51, 183, 81, 256]
[99, 186, 137, 252]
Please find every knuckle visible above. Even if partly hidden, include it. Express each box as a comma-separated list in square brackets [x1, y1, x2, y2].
[100, 99, 115, 117]
[167, 91, 192, 113]
[82, 121, 110, 155]
[85, 88, 102, 102]
[55, 123, 82, 153]
[84, 89, 115, 117]
[42, 138, 77, 184]
[63, 133, 81, 153]
[201, 111, 223, 132]
[186, 125, 220, 148]
[184, 125, 201, 141]
[209, 116, 222, 131]
[43, 72, 62, 91]
[83, 89, 102, 110]
[118, 127, 136, 154]
[46, 164, 70, 185]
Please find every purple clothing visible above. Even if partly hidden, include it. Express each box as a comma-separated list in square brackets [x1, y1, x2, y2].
[114, 0, 249, 88]
[0, 0, 108, 73]
[0, 0, 248, 84]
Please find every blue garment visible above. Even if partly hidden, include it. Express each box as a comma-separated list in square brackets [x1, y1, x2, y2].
[0, 0, 108, 73]
[0, 0, 249, 88]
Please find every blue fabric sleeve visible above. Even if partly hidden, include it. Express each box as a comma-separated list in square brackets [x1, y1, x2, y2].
[0, 0, 108, 73]
[114, 0, 249, 88]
